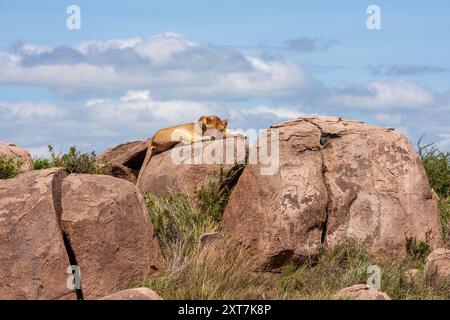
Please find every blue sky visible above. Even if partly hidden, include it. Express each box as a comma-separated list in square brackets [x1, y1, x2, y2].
[0, 1, 449, 156]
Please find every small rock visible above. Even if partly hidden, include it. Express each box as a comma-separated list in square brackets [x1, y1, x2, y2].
[425, 248, 450, 284]
[99, 288, 162, 300]
[333, 284, 391, 300]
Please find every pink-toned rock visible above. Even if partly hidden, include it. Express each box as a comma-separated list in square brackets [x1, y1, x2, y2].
[0, 141, 34, 173]
[425, 248, 450, 284]
[221, 116, 442, 270]
[61, 174, 164, 300]
[99, 287, 162, 300]
[137, 138, 247, 197]
[333, 284, 391, 300]
[0, 169, 76, 300]
[97, 140, 149, 183]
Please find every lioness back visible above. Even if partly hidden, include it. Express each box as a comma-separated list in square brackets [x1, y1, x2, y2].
[151, 122, 198, 153]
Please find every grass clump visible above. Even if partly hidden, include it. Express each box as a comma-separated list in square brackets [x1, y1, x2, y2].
[0, 154, 20, 179]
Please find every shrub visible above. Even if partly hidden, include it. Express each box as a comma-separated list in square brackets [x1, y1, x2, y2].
[48, 145, 100, 174]
[418, 138, 450, 240]
[418, 137, 450, 199]
[32, 157, 52, 170]
[0, 154, 20, 179]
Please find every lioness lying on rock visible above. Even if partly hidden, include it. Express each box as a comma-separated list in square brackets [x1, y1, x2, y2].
[138, 115, 244, 182]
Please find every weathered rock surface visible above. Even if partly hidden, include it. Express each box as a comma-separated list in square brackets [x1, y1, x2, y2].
[333, 284, 391, 300]
[0, 141, 34, 173]
[97, 140, 149, 183]
[99, 287, 162, 300]
[61, 174, 164, 300]
[404, 269, 420, 284]
[0, 169, 76, 300]
[221, 116, 442, 270]
[137, 138, 247, 196]
[425, 248, 450, 284]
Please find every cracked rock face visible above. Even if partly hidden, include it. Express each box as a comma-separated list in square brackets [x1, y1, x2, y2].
[96, 140, 149, 184]
[0, 169, 75, 300]
[221, 116, 442, 270]
[0, 141, 34, 173]
[0, 169, 164, 300]
[61, 174, 164, 299]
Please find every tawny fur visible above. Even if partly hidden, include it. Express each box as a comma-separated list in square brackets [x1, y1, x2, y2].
[137, 115, 230, 183]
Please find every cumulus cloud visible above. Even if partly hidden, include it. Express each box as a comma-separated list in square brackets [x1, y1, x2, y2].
[0, 33, 315, 100]
[324, 80, 436, 110]
[0, 33, 449, 153]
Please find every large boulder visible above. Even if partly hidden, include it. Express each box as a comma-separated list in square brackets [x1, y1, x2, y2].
[97, 140, 149, 183]
[0, 169, 76, 300]
[221, 116, 442, 270]
[61, 174, 164, 300]
[99, 287, 162, 300]
[333, 284, 391, 300]
[0, 141, 34, 173]
[137, 138, 247, 197]
[425, 248, 450, 284]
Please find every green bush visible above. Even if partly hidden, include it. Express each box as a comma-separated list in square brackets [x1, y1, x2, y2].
[48, 145, 99, 174]
[418, 138, 450, 240]
[32, 157, 52, 170]
[0, 154, 20, 179]
[418, 137, 450, 199]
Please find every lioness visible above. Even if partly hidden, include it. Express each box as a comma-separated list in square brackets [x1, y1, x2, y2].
[138, 115, 235, 182]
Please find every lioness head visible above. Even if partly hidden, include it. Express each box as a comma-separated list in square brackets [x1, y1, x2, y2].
[198, 115, 228, 137]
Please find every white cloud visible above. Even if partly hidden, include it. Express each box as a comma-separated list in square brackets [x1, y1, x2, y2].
[242, 106, 303, 119]
[120, 90, 151, 101]
[0, 33, 315, 100]
[326, 80, 435, 110]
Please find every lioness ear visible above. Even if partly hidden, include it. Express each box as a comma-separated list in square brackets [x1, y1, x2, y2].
[223, 119, 228, 127]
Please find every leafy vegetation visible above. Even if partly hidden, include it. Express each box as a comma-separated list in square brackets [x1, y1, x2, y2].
[32, 157, 52, 170]
[44, 145, 103, 174]
[0, 154, 20, 179]
[418, 137, 450, 242]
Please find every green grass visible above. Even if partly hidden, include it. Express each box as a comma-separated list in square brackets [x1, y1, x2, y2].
[0, 154, 20, 179]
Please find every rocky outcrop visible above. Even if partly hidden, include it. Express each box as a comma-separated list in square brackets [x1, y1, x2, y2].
[137, 138, 247, 196]
[0, 170, 163, 300]
[97, 140, 149, 183]
[0, 169, 75, 300]
[333, 284, 391, 300]
[99, 287, 162, 300]
[0, 141, 34, 173]
[221, 116, 442, 270]
[425, 248, 450, 284]
[61, 174, 164, 299]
